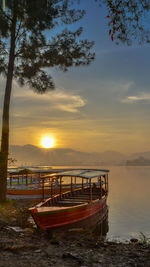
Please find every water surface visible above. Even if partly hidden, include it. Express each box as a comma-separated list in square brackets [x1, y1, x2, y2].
[107, 166, 150, 241]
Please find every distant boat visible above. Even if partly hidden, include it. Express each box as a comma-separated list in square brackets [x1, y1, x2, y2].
[29, 169, 109, 230]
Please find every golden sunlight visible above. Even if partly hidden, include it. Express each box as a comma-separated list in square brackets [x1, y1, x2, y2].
[41, 136, 55, 148]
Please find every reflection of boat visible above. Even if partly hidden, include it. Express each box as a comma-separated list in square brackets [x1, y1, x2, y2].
[73, 205, 109, 240]
[49, 205, 109, 241]
[29, 169, 109, 230]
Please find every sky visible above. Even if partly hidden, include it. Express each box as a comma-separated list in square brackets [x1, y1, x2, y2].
[1, 0, 150, 154]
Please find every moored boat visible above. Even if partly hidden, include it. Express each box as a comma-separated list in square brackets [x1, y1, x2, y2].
[29, 169, 109, 229]
[7, 168, 70, 199]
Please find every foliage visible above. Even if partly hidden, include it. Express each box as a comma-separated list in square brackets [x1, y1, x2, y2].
[103, 0, 150, 45]
[18, 168, 32, 174]
[139, 232, 150, 244]
[0, 198, 16, 219]
[0, 0, 95, 92]
[93, 0, 150, 45]
[0, 200, 30, 228]
[15, 207, 30, 228]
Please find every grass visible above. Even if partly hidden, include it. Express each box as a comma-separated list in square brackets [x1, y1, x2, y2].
[0, 199, 17, 220]
[0, 198, 31, 228]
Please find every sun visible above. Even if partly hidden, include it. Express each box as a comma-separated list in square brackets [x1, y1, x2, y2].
[41, 137, 55, 148]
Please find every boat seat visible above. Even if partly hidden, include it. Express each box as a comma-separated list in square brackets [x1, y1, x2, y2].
[59, 198, 88, 202]
[68, 195, 99, 199]
[58, 200, 86, 204]
[67, 198, 90, 201]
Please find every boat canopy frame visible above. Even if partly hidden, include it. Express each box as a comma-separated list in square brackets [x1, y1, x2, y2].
[41, 169, 109, 202]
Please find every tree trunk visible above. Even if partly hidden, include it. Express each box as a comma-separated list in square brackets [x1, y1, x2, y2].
[0, 4, 17, 202]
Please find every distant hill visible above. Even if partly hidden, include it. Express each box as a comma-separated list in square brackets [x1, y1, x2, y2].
[9, 145, 127, 166]
[126, 156, 150, 166]
[131, 151, 150, 160]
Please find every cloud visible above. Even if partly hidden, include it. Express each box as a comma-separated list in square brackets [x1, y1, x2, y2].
[47, 91, 86, 113]
[12, 84, 87, 113]
[121, 92, 150, 104]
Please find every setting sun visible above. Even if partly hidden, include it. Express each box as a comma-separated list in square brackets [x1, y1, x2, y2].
[41, 137, 55, 148]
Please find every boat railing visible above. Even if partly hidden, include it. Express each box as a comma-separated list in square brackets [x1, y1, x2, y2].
[7, 174, 101, 190]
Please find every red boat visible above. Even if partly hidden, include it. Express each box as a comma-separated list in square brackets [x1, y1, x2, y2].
[29, 169, 109, 230]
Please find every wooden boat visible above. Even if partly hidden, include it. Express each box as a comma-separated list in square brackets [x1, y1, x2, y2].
[29, 169, 109, 229]
[7, 168, 70, 199]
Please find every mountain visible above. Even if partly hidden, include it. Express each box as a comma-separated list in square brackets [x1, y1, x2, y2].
[131, 151, 150, 159]
[98, 150, 126, 162]
[9, 145, 127, 166]
[126, 156, 150, 166]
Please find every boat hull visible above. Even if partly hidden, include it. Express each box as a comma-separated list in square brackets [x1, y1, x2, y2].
[7, 188, 66, 199]
[49, 204, 108, 233]
[30, 197, 107, 229]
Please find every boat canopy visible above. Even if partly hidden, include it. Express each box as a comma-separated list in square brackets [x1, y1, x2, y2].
[43, 169, 109, 180]
[8, 168, 69, 175]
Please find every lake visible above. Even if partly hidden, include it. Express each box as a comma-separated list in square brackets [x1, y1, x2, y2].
[107, 166, 150, 241]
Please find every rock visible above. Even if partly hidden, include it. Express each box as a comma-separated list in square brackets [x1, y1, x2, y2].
[6, 226, 24, 233]
[106, 241, 117, 246]
[45, 245, 53, 256]
[77, 242, 83, 247]
[62, 252, 84, 264]
[68, 228, 84, 232]
[51, 240, 59, 245]
[92, 254, 102, 264]
[5, 226, 33, 234]
[34, 249, 42, 253]
[130, 238, 138, 243]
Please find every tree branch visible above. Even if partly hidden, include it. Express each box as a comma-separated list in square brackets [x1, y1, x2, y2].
[15, 21, 22, 41]
[0, 6, 12, 22]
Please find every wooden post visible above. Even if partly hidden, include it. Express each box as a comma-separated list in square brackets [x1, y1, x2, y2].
[71, 176, 73, 193]
[17, 175, 19, 185]
[105, 174, 107, 193]
[51, 178, 53, 198]
[10, 176, 12, 186]
[25, 174, 28, 186]
[107, 174, 109, 193]
[104, 175, 106, 192]
[100, 176, 102, 199]
[38, 172, 41, 188]
[42, 177, 44, 201]
[89, 179, 92, 202]
[82, 178, 84, 190]
[60, 177, 62, 198]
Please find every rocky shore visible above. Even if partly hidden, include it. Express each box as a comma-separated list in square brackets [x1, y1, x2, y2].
[0, 200, 150, 267]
